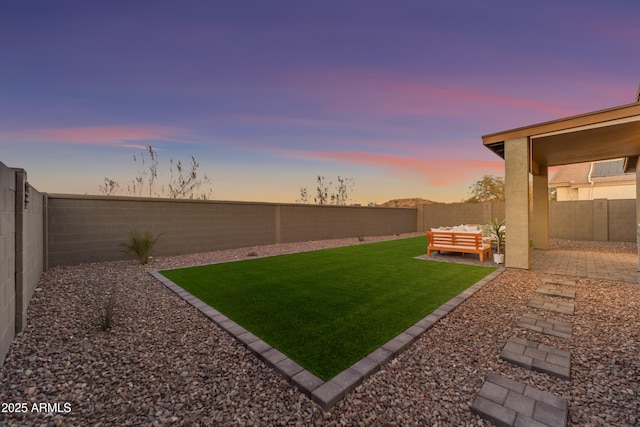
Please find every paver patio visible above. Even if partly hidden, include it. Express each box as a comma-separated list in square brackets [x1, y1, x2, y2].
[419, 244, 639, 283]
[421, 244, 638, 283]
[531, 248, 638, 283]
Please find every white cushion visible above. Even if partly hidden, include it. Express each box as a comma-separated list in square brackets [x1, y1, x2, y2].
[432, 243, 491, 250]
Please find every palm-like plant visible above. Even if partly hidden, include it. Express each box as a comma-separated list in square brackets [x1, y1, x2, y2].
[488, 218, 506, 255]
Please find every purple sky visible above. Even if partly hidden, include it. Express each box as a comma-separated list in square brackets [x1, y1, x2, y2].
[1, 0, 638, 204]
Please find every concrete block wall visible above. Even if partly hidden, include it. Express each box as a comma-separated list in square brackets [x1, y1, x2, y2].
[47, 195, 418, 266]
[0, 162, 16, 367]
[550, 201, 594, 240]
[608, 199, 636, 242]
[417, 202, 505, 232]
[0, 164, 45, 367]
[549, 199, 635, 242]
[49, 196, 634, 267]
[417, 202, 485, 230]
[419, 200, 635, 243]
[279, 204, 415, 243]
[592, 199, 609, 241]
[48, 196, 278, 265]
[482, 202, 505, 226]
[14, 170, 45, 331]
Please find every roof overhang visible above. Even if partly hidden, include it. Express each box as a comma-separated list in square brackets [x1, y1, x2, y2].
[483, 102, 640, 169]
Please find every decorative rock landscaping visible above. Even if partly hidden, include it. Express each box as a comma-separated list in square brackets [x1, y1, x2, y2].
[150, 268, 503, 410]
[0, 236, 638, 426]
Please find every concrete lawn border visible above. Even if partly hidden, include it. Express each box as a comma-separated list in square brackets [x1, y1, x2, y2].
[149, 266, 504, 411]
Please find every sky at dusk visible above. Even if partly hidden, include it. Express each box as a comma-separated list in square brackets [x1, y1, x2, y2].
[1, 0, 639, 204]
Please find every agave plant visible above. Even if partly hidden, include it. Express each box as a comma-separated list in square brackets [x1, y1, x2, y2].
[121, 230, 163, 264]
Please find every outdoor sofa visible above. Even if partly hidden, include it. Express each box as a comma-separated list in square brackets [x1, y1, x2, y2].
[426, 225, 492, 262]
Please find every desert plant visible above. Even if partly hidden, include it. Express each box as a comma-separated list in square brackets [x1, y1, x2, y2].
[96, 294, 116, 332]
[299, 175, 356, 205]
[102, 145, 214, 199]
[331, 176, 355, 205]
[357, 233, 366, 242]
[166, 156, 212, 199]
[121, 230, 163, 264]
[314, 175, 330, 205]
[487, 218, 506, 255]
[98, 177, 120, 196]
[296, 187, 310, 203]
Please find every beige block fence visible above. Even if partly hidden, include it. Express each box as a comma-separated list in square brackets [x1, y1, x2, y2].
[0, 159, 637, 367]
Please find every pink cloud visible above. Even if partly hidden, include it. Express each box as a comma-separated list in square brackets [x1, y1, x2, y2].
[284, 69, 581, 119]
[385, 83, 579, 117]
[2, 126, 189, 147]
[219, 113, 346, 128]
[277, 148, 504, 186]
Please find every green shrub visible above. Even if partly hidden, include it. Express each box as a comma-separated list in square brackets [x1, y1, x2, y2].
[121, 230, 163, 264]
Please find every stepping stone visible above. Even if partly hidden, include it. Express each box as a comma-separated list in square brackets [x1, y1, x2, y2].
[542, 278, 576, 288]
[472, 373, 568, 427]
[516, 313, 573, 339]
[500, 337, 571, 380]
[536, 285, 575, 299]
[527, 298, 574, 315]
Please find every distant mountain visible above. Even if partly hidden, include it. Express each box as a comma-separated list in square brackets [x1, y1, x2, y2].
[379, 198, 442, 207]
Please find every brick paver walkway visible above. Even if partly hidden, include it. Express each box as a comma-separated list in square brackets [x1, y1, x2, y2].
[473, 276, 575, 426]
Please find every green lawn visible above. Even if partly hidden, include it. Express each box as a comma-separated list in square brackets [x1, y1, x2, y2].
[160, 236, 495, 380]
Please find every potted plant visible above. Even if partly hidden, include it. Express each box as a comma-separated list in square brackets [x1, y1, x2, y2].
[488, 218, 505, 264]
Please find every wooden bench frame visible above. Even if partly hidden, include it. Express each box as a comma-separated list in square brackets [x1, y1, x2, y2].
[426, 230, 491, 262]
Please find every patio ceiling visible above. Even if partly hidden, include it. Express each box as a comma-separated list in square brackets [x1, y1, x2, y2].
[483, 102, 640, 170]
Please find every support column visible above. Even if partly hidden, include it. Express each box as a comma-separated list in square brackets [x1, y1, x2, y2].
[636, 169, 640, 271]
[504, 137, 531, 269]
[417, 203, 425, 232]
[14, 169, 27, 332]
[532, 165, 549, 249]
[275, 205, 281, 244]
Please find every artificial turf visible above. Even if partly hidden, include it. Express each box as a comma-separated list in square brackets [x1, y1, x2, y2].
[159, 236, 495, 380]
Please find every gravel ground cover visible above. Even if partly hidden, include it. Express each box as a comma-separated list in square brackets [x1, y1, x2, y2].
[0, 234, 638, 426]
